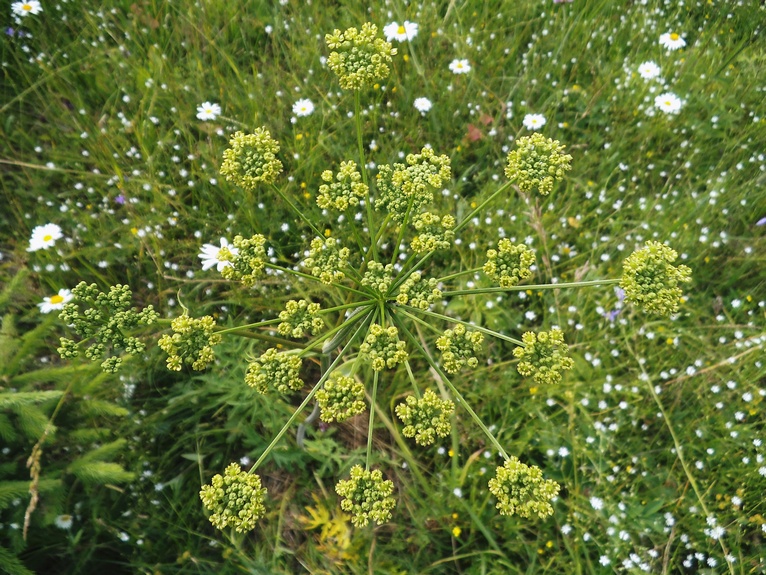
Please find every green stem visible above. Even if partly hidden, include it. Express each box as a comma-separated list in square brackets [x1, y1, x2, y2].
[390, 196, 415, 266]
[372, 213, 392, 250]
[215, 317, 282, 335]
[437, 267, 484, 283]
[266, 263, 371, 298]
[400, 306, 524, 346]
[299, 304, 371, 357]
[354, 89, 377, 262]
[320, 300, 376, 314]
[443, 278, 620, 297]
[403, 360, 422, 399]
[454, 180, 514, 234]
[230, 331, 304, 348]
[271, 184, 323, 238]
[366, 370, 380, 471]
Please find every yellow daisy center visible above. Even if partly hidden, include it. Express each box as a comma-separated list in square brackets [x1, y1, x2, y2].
[23, 4, 33, 10]
[50, 295, 64, 304]
[670, 33, 679, 41]
[43, 234, 53, 241]
[397, 25, 406, 35]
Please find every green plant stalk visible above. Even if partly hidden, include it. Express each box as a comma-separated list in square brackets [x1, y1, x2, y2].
[389, 196, 415, 266]
[270, 183, 324, 238]
[443, 278, 620, 297]
[454, 180, 514, 234]
[400, 306, 524, 347]
[403, 359, 422, 399]
[299, 304, 371, 357]
[366, 369, 380, 471]
[266, 263, 371, 298]
[437, 267, 484, 283]
[354, 89, 378, 262]
[215, 317, 283, 335]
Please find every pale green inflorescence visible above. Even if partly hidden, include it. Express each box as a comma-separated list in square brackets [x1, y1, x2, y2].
[316, 374, 366, 423]
[278, 299, 324, 338]
[483, 239, 536, 288]
[361, 261, 395, 295]
[335, 465, 396, 527]
[620, 241, 692, 316]
[325, 23, 397, 90]
[316, 161, 369, 211]
[513, 328, 574, 385]
[436, 324, 484, 374]
[488, 457, 560, 519]
[219, 234, 268, 287]
[245, 348, 303, 394]
[158, 313, 221, 372]
[395, 389, 455, 447]
[302, 237, 350, 284]
[396, 272, 442, 310]
[57, 282, 158, 373]
[375, 147, 452, 222]
[410, 212, 456, 254]
[360, 323, 408, 371]
[504, 133, 572, 196]
[199, 463, 267, 533]
[220, 129, 283, 191]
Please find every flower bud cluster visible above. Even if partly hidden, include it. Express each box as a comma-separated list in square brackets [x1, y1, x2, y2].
[410, 212, 456, 254]
[220, 129, 283, 191]
[199, 463, 267, 533]
[360, 323, 408, 371]
[504, 133, 572, 196]
[488, 457, 560, 519]
[620, 241, 691, 316]
[158, 313, 221, 371]
[219, 234, 268, 287]
[325, 23, 396, 90]
[245, 348, 303, 394]
[335, 465, 396, 527]
[395, 389, 454, 446]
[483, 240, 535, 288]
[436, 324, 484, 374]
[396, 272, 442, 309]
[57, 282, 158, 373]
[316, 374, 366, 423]
[302, 237, 350, 284]
[316, 161, 368, 211]
[513, 328, 574, 385]
[278, 299, 323, 338]
[361, 261, 395, 295]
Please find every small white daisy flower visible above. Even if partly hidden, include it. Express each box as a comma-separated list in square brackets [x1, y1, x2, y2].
[654, 92, 683, 114]
[38, 289, 73, 314]
[413, 97, 432, 113]
[196, 102, 221, 121]
[522, 113, 547, 130]
[27, 223, 63, 252]
[383, 21, 418, 42]
[637, 61, 661, 80]
[54, 514, 73, 530]
[198, 237, 238, 272]
[659, 32, 686, 51]
[449, 59, 471, 74]
[292, 98, 315, 117]
[11, 1, 42, 17]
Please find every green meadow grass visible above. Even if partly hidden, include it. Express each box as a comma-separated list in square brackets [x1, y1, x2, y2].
[1, 1, 765, 573]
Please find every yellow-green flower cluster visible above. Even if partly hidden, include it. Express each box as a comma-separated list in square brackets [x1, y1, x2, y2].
[220, 129, 283, 191]
[219, 234, 268, 287]
[245, 348, 303, 394]
[436, 324, 484, 374]
[199, 463, 267, 533]
[335, 465, 396, 527]
[410, 212, 456, 254]
[483, 240, 535, 288]
[360, 323, 408, 371]
[158, 313, 221, 372]
[325, 23, 397, 90]
[316, 161, 368, 211]
[395, 389, 454, 446]
[302, 237, 350, 284]
[316, 374, 366, 423]
[278, 299, 323, 338]
[361, 261, 395, 295]
[504, 133, 572, 196]
[396, 272, 442, 309]
[620, 241, 691, 316]
[513, 328, 574, 385]
[488, 457, 559, 519]
[375, 147, 452, 222]
[57, 282, 158, 373]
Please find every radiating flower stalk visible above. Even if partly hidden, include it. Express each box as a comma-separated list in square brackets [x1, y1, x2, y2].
[55, 22, 692, 534]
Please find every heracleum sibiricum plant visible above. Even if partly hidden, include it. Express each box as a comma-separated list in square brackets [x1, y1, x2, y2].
[55, 23, 693, 534]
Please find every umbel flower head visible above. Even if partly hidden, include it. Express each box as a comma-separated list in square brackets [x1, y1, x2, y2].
[620, 241, 691, 316]
[484, 240, 535, 288]
[436, 324, 484, 374]
[302, 237, 350, 284]
[245, 348, 303, 394]
[361, 261, 395, 295]
[326, 23, 397, 90]
[199, 463, 267, 533]
[395, 389, 454, 446]
[360, 324, 408, 371]
[488, 457, 560, 519]
[505, 133, 572, 196]
[335, 465, 396, 527]
[220, 129, 283, 191]
[278, 299, 324, 338]
[410, 212, 456, 254]
[396, 272, 442, 310]
[316, 161, 369, 211]
[219, 234, 268, 287]
[316, 374, 366, 423]
[158, 313, 222, 371]
[513, 328, 574, 385]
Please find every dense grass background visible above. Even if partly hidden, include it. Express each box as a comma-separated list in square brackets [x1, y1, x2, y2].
[1, 0, 765, 573]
